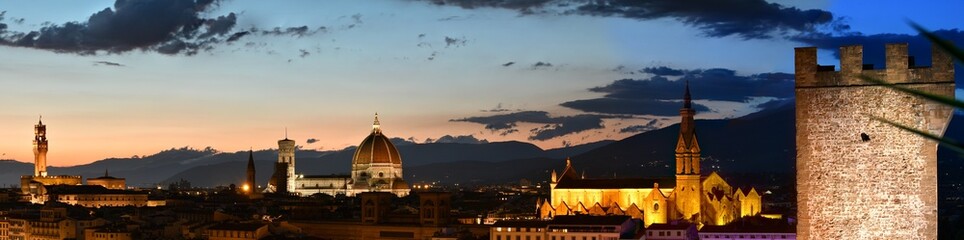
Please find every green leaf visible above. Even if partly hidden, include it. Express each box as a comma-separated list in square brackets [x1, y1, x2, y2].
[910, 21, 964, 65]
[859, 75, 964, 109]
[868, 115, 964, 154]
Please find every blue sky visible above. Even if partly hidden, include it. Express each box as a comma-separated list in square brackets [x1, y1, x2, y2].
[0, 0, 961, 165]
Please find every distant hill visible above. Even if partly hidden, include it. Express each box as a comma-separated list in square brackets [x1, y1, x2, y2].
[570, 103, 796, 178]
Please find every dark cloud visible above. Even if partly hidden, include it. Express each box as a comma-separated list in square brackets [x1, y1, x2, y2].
[418, 0, 843, 39]
[423, 0, 552, 12]
[451, 111, 621, 141]
[0, 0, 234, 55]
[197, 12, 236, 39]
[640, 66, 685, 76]
[619, 119, 660, 133]
[299, 49, 310, 58]
[532, 61, 553, 69]
[306, 138, 319, 144]
[482, 103, 515, 112]
[444, 36, 467, 47]
[225, 31, 249, 42]
[561, 97, 709, 116]
[502, 61, 515, 67]
[560, 67, 794, 116]
[93, 61, 123, 67]
[425, 135, 489, 144]
[257, 26, 326, 37]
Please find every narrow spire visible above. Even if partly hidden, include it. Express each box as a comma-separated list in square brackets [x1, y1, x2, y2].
[284, 127, 288, 140]
[105, 169, 109, 177]
[683, 79, 692, 109]
[38, 115, 43, 125]
[372, 112, 381, 133]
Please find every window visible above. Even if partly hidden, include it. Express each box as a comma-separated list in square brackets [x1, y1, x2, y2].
[678, 231, 681, 236]
[496, 236, 501, 240]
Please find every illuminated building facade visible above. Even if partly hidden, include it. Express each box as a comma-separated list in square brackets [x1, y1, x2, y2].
[21, 118, 82, 200]
[268, 114, 410, 197]
[539, 83, 761, 227]
[795, 43, 954, 239]
[86, 170, 125, 190]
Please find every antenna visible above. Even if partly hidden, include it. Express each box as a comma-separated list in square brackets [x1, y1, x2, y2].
[285, 127, 288, 139]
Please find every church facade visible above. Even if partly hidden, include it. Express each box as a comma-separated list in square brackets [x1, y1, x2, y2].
[538, 83, 762, 227]
[266, 114, 410, 197]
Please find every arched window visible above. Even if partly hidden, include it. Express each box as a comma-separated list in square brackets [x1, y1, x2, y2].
[654, 203, 659, 211]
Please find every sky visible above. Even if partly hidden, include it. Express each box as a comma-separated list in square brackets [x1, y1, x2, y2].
[0, 0, 962, 166]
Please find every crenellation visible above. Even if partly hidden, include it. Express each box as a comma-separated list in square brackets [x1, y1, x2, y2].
[931, 44, 954, 81]
[794, 47, 818, 86]
[840, 45, 864, 85]
[794, 43, 955, 88]
[886, 43, 909, 83]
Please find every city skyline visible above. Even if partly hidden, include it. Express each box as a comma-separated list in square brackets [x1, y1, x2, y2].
[1, 0, 963, 166]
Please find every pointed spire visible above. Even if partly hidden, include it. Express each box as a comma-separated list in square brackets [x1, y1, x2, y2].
[104, 169, 109, 177]
[683, 79, 692, 109]
[38, 115, 43, 125]
[551, 169, 558, 183]
[565, 157, 571, 167]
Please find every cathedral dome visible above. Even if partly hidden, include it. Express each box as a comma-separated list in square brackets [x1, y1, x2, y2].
[352, 114, 402, 165]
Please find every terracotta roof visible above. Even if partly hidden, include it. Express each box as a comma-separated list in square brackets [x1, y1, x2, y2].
[554, 178, 675, 189]
[352, 132, 402, 165]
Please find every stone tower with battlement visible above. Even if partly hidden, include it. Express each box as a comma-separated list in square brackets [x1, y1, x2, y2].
[33, 117, 48, 177]
[795, 43, 955, 239]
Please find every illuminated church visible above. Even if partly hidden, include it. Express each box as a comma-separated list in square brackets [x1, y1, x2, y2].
[538, 83, 762, 227]
[265, 114, 410, 197]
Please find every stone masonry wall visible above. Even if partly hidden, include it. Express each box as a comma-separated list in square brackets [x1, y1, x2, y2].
[795, 43, 954, 239]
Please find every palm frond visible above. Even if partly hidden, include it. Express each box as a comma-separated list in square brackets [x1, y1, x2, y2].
[868, 115, 964, 153]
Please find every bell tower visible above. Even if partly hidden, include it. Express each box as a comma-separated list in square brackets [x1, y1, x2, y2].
[277, 130, 296, 193]
[674, 81, 702, 223]
[33, 116, 48, 177]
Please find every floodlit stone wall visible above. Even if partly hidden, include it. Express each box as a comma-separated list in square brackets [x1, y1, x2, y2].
[795, 43, 955, 239]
